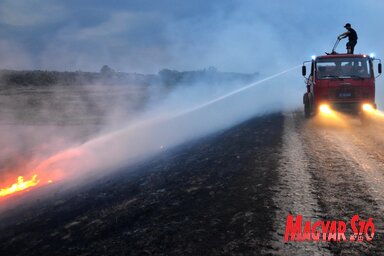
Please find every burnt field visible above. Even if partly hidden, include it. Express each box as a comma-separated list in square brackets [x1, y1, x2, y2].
[1, 72, 384, 255]
[1, 111, 384, 255]
[0, 114, 283, 255]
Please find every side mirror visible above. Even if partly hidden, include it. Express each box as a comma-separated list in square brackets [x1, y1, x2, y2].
[378, 63, 382, 74]
[302, 65, 306, 76]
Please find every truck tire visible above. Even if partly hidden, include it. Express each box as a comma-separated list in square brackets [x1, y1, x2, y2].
[303, 94, 311, 119]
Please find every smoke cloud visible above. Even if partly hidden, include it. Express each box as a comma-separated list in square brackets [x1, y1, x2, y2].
[30, 67, 300, 181]
[0, 64, 300, 208]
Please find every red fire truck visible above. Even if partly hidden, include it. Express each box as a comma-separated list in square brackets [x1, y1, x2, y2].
[302, 53, 382, 119]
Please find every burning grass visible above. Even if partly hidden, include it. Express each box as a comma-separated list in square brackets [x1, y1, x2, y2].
[0, 175, 40, 198]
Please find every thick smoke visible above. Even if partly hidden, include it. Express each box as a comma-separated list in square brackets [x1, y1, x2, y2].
[0, 74, 150, 185]
[29, 67, 301, 182]
[0, 66, 301, 206]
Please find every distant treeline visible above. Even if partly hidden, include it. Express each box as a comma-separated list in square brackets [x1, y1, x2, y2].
[158, 67, 259, 86]
[0, 70, 154, 87]
[0, 67, 259, 87]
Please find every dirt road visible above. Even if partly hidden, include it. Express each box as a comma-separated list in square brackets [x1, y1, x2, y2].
[0, 112, 383, 255]
[270, 112, 384, 255]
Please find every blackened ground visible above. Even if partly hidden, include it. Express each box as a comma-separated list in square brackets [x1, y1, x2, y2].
[0, 114, 284, 256]
[2, 111, 384, 256]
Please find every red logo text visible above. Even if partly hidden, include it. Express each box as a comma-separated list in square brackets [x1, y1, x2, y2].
[284, 214, 375, 242]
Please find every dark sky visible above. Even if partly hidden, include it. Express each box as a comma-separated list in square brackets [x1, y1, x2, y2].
[0, 0, 382, 74]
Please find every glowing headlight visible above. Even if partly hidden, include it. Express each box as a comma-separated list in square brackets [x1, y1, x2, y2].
[319, 104, 332, 114]
[362, 103, 374, 112]
[370, 53, 375, 58]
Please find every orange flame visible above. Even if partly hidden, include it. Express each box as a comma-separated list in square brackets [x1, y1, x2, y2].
[0, 147, 84, 198]
[0, 175, 40, 197]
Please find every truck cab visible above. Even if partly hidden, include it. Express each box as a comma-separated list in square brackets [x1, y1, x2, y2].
[302, 54, 381, 118]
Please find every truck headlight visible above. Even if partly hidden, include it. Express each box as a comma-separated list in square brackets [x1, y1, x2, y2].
[319, 104, 332, 114]
[362, 103, 375, 112]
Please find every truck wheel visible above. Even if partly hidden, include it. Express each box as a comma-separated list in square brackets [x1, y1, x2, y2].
[304, 102, 311, 118]
[303, 94, 311, 119]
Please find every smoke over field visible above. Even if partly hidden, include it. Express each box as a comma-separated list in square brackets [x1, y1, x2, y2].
[0, 66, 301, 204]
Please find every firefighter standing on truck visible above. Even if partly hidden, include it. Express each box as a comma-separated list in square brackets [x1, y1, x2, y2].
[338, 23, 358, 54]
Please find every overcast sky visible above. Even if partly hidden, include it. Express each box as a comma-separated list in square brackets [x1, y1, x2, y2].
[0, 0, 383, 74]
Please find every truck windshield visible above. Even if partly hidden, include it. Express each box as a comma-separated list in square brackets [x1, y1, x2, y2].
[316, 57, 371, 79]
